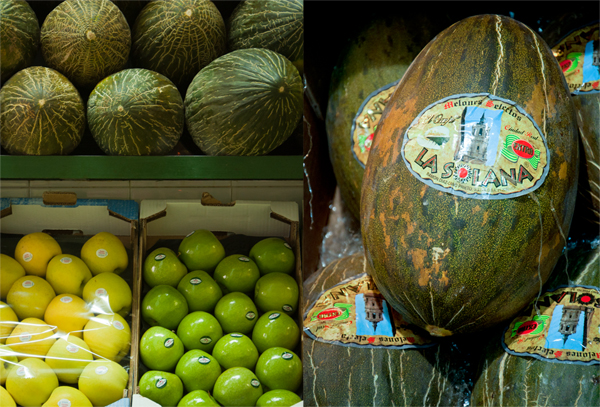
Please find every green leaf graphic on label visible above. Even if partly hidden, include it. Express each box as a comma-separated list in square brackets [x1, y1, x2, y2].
[511, 315, 550, 337]
[311, 303, 352, 321]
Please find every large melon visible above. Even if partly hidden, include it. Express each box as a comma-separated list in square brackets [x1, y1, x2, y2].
[132, 0, 226, 89]
[326, 15, 448, 220]
[0, 66, 85, 155]
[87, 68, 184, 156]
[361, 15, 579, 337]
[185, 48, 302, 156]
[40, 0, 131, 89]
[471, 242, 600, 406]
[227, 0, 303, 68]
[0, 0, 39, 83]
[303, 253, 475, 406]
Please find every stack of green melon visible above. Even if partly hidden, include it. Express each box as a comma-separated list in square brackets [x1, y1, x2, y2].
[138, 231, 302, 407]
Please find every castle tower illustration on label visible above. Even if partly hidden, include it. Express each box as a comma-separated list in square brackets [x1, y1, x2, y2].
[455, 109, 491, 164]
[363, 292, 384, 333]
[558, 305, 595, 348]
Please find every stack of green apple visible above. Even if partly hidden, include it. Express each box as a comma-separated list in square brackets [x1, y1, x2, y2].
[139, 230, 303, 407]
[0, 231, 134, 407]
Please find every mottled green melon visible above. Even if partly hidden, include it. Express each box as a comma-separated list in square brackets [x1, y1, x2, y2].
[185, 48, 302, 156]
[87, 68, 184, 156]
[228, 0, 303, 67]
[0, 0, 40, 83]
[0, 66, 85, 155]
[40, 0, 131, 89]
[132, 0, 226, 88]
[361, 15, 578, 337]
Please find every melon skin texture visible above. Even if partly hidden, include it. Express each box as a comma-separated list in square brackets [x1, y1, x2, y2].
[132, 0, 227, 88]
[361, 15, 579, 337]
[0, 0, 40, 83]
[303, 254, 474, 407]
[40, 0, 131, 89]
[326, 15, 448, 221]
[185, 48, 302, 156]
[227, 0, 303, 66]
[0, 66, 85, 155]
[87, 68, 184, 156]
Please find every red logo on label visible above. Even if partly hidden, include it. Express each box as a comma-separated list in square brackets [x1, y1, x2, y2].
[407, 337, 415, 344]
[316, 308, 342, 320]
[368, 337, 375, 343]
[516, 321, 538, 335]
[512, 139, 535, 159]
[485, 100, 494, 107]
[458, 168, 469, 179]
[554, 351, 563, 357]
[560, 60, 572, 72]
[444, 101, 454, 109]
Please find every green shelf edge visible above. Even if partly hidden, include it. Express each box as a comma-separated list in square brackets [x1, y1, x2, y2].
[0, 156, 304, 180]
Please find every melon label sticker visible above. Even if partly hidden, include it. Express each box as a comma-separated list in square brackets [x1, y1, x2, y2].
[552, 23, 599, 94]
[502, 284, 600, 365]
[352, 81, 399, 168]
[402, 93, 549, 199]
[303, 274, 434, 349]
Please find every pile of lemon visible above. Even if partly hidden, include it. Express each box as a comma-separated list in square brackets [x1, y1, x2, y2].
[0, 231, 133, 407]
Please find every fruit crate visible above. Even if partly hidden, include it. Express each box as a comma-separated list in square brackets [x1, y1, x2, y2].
[0, 194, 139, 406]
[132, 194, 302, 406]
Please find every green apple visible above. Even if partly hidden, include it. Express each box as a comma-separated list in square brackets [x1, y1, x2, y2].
[213, 367, 263, 407]
[254, 273, 299, 315]
[213, 255, 260, 294]
[256, 389, 302, 406]
[176, 311, 223, 353]
[178, 230, 225, 273]
[142, 285, 189, 330]
[139, 370, 184, 407]
[252, 311, 300, 353]
[255, 347, 302, 392]
[177, 390, 219, 406]
[249, 238, 295, 275]
[175, 349, 222, 393]
[177, 270, 223, 313]
[212, 333, 258, 371]
[143, 247, 188, 288]
[214, 292, 258, 335]
[140, 326, 185, 371]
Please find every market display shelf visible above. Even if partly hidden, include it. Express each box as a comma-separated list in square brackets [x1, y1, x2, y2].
[0, 155, 304, 180]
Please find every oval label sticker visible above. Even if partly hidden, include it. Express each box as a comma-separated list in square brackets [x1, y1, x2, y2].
[96, 249, 108, 258]
[352, 81, 399, 168]
[200, 336, 212, 344]
[156, 378, 167, 389]
[401, 93, 549, 199]
[245, 312, 256, 320]
[238, 256, 250, 262]
[230, 333, 243, 338]
[198, 356, 211, 365]
[269, 313, 280, 320]
[60, 257, 72, 264]
[154, 254, 166, 261]
[251, 379, 260, 388]
[190, 278, 201, 285]
[164, 338, 174, 348]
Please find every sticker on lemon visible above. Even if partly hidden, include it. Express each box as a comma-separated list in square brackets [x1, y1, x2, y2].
[14, 232, 62, 278]
[44, 294, 92, 339]
[0, 254, 25, 300]
[46, 254, 92, 297]
[80, 232, 128, 275]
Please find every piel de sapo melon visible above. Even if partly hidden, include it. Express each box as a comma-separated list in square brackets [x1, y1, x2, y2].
[361, 15, 579, 337]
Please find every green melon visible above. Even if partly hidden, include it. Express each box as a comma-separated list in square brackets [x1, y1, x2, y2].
[227, 0, 303, 68]
[361, 15, 579, 337]
[40, 0, 131, 89]
[87, 68, 184, 156]
[132, 0, 226, 89]
[326, 15, 448, 220]
[303, 253, 475, 406]
[471, 243, 600, 407]
[0, 0, 40, 83]
[0, 66, 85, 155]
[185, 48, 302, 156]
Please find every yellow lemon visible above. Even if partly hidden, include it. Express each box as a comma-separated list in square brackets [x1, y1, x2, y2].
[43, 386, 93, 407]
[82, 272, 132, 318]
[0, 385, 16, 407]
[6, 276, 56, 320]
[45, 336, 93, 384]
[14, 232, 62, 277]
[6, 357, 58, 407]
[6, 318, 57, 361]
[0, 302, 18, 345]
[82, 313, 130, 362]
[80, 232, 128, 275]
[79, 360, 128, 406]
[0, 344, 18, 385]
[46, 254, 92, 297]
[0, 255, 25, 300]
[44, 294, 92, 339]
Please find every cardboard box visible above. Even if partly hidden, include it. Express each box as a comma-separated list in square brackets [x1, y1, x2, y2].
[0, 194, 139, 406]
[132, 194, 302, 406]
